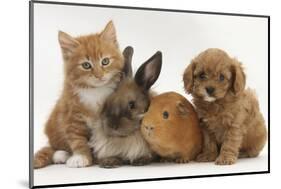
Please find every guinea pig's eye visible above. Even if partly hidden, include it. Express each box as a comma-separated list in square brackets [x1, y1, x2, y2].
[81, 62, 92, 70]
[128, 101, 135, 110]
[219, 74, 225, 81]
[199, 72, 207, 80]
[163, 111, 169, 119]
[101, 57, 110, 66]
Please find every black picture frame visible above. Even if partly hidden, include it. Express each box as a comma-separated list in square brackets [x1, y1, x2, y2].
[29, 0, 270, 188]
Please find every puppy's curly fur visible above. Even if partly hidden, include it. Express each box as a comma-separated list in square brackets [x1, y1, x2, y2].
[183, 48, 267, 165]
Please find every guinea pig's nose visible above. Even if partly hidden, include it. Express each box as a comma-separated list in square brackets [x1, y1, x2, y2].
[206, 86, 215, 95]
[144, 125, 154, 131]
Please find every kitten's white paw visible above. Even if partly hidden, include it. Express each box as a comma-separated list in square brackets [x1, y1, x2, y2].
[52, 150, 70, 164]
[66, 154, 90, 168]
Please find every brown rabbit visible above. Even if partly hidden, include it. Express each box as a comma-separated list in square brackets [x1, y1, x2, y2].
[141, 92, 202, 163]
[88, 46, 162, 168]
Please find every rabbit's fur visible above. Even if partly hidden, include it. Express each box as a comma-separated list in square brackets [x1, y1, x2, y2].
[88, 47, 162, 168]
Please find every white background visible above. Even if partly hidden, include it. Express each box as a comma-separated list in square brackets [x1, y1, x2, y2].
[33, 3, 268, 146]
[32, 1, 269, 186]
[0, 0, 278, 189]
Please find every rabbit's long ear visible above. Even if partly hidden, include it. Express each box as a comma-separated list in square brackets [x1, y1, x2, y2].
[122, 46, 134, 78]
[135, 51, 162, 91]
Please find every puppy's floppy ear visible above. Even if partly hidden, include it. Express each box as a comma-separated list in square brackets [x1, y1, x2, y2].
[183, 59, 196, 94]
[231, 58, 246, 95]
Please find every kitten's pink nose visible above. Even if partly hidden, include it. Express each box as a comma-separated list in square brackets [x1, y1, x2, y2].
[93, 71, 104, 79]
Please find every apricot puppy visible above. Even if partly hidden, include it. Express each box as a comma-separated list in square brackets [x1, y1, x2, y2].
[183, 48, 267, 165]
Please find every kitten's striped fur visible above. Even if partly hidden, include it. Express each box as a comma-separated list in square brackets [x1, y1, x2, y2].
[34, 21, 124, 168]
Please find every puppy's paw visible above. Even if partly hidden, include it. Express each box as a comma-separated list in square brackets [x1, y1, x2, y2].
[215, 154, 237, 165]
[195, 152, 217, 162]
[52, 150, 70, 164]
[66, 154, 91, 168]
[99, 157, 122, 168]
[175, 157, 190, 164]
[131, 156, 152, 166]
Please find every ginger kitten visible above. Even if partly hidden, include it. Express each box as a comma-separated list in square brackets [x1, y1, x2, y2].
[34, 21, 124, 168]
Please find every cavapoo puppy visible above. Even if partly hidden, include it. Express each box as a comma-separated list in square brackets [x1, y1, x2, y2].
[183, 48, 267, 165]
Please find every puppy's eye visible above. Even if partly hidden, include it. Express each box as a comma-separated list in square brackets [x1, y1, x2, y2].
[101, 57, 110, 66]
[128, 101, 135, 110]
[163, 111, 169, 119]
[219, 74, 225, 81]
[81, 62, 92, 70]
[199, 72, 207, 80]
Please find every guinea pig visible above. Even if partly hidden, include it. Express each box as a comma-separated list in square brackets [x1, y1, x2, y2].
[141, 92, 202, 163]
[88, 46, 162, 168]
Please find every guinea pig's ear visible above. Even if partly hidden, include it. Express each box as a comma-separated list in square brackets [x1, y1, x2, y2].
[122, 46, 134, 78]
[135, 51, 162, 91]
[176, 101, 190, 116]
[183, 59, 196, 94]
[231, 58, 246, 95]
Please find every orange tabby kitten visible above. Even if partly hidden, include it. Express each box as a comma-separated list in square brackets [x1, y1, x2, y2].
[34, 21, 124, 168]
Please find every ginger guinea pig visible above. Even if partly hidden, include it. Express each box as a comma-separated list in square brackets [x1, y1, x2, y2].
[141, 92, 202, 163]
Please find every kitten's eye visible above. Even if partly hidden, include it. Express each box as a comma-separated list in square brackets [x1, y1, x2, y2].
[128, 101, 135, 110]
[81, 62, 92, 70]
[101, 57, 110, 66]
[219, 74, 225, 81]
[199, 72, 207, 80]
[163, 111, 169, 119]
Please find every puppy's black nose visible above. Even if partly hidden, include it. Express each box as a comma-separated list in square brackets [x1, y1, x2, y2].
[206, 87, 215, 95]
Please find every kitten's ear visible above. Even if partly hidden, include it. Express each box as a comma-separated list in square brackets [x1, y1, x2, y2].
[135, 51, 162, 91]
[58, 31, 80, 57]
[100, 20, 118, 47]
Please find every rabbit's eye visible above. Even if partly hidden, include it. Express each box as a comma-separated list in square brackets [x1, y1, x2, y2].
[128, 101, 135, 110]
[219, 74, 225, 81]
[81, 62, 92, 70]
[101, 57, 110, 66]
[163, 111, 169, 119]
